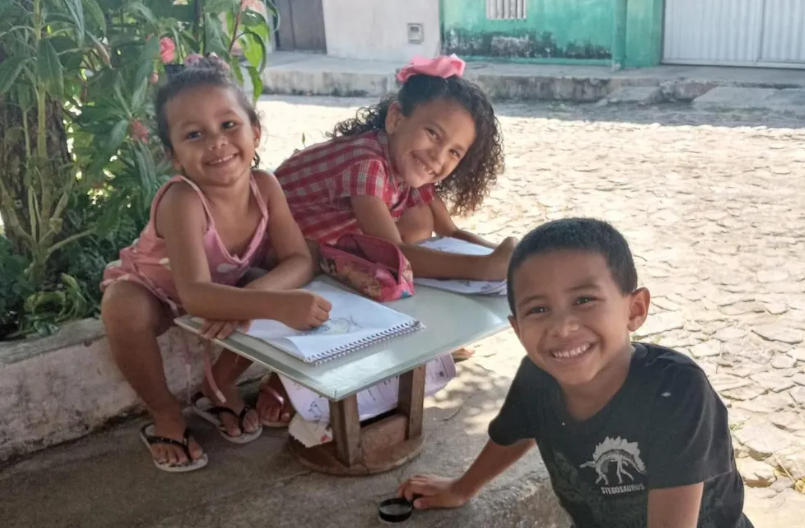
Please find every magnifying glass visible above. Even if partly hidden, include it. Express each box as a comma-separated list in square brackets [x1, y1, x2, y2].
[377, 497, 414, 523]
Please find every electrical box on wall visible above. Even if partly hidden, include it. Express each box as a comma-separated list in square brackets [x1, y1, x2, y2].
[407, 23, 424, 44]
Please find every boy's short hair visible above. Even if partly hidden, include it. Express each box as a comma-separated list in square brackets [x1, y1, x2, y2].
[506, 218, 638, 313]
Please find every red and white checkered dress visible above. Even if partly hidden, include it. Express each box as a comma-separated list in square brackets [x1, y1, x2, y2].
[275, 131, 435, 245]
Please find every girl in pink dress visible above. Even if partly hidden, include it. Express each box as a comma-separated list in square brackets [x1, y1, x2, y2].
[101, 55, 331, 472]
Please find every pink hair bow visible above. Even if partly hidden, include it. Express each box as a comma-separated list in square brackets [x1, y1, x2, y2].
[396, 54, 466, 83]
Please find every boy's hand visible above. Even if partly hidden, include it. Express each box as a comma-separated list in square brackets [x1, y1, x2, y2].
[397, 475, 471, 510]
[200, 319, 250, 340]
[481, 237, 517, 281]
[278, 290, 332, 330]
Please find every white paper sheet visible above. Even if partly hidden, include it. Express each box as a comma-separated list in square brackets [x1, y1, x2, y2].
[282, 354, 456, 424]
[414, 238, 507, 296]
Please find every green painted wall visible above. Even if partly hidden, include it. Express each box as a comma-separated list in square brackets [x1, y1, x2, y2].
[625, 0, 664, 67]
[441, 0, 664, 68]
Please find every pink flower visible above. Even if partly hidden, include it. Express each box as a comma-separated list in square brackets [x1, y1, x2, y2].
[149, 72, 159, 84]
[130, 120, 149, 142]
[242, 0, 262, 11]
[159, 37, 176, 64]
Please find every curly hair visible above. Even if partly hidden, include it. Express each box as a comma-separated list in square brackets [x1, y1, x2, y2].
[329, 74, 504, 216]
[154, 55, 261, 165]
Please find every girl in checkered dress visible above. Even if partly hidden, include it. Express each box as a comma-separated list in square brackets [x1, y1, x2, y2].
[275, 55, 514, 281]
[264, 55, 514, 423]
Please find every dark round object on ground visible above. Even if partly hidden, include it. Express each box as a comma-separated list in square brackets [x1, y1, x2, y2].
[377, 497, 413, 523]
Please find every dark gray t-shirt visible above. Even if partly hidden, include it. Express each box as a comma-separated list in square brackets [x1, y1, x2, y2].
[488, 343, 752, 528]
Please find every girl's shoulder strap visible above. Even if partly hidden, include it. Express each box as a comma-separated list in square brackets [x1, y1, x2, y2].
[148, 175, 214, 225]
[248, 170, 270, 218]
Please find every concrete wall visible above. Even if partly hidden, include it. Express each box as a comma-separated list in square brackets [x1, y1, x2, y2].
[0, 319, 267, 461]
[322, 0, 440, 62]
[441, 0, 664, 68]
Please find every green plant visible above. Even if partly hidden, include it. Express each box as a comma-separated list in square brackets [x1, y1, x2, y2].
[0, 0, 276, 339]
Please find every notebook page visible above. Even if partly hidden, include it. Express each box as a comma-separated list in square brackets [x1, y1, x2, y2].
[414, 238, 507, 295]
[245, 280, 420, 362]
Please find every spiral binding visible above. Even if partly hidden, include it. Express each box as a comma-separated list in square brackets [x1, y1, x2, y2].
[306, 320, 424, 365]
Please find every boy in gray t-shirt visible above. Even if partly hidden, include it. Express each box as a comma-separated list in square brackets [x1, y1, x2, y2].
[398, 218, 751, 528]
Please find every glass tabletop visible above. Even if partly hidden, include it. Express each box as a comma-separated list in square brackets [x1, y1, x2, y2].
[175, 280, 512, 400]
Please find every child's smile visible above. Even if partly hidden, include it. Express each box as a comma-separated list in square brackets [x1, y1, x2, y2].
[548, 342, 594, 361]
[385, 98, 475, 188]
[509, 250, 649, 391]
[165, 86, 260, 186]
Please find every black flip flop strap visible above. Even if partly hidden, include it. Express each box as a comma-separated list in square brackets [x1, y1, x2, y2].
[143, 427, 193, 460]
[206, 405, 254, 430]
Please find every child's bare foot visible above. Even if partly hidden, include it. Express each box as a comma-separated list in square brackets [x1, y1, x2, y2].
[256, 373, 294, 427]
[451, 348, 474, 362]
[200, 379, 261, 439]
[148, 409, 205, 467]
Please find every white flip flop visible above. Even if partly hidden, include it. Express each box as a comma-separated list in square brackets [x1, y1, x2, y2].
[139, 423, 208, 473]
[191, 393, 264, 444]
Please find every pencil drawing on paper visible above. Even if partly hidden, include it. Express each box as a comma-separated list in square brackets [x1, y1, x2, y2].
[303, 316, 359, 336]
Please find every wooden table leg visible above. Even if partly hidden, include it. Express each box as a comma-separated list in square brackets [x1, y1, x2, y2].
[288, 367, 427, 476]
[397, 365, 426, 440]
[329, 394, 361, 466]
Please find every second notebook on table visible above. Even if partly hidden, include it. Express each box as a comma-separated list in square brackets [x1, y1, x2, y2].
[414, 237, 507, 296]
[245, 279, 422, 364]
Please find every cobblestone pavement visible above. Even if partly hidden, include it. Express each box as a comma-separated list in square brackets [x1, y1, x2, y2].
[257, 96, 805, 523]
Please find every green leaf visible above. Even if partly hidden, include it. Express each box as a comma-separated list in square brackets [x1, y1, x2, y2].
[37, 39, 65, 96]
[133, 142, 157, 195]
[0, 57, 26, 95]
[87, 119, 129, 176]
[246, 15, 269, 42]
[247, 65, 263, 103]
[81, 0, 107, 34]
[65, 0, 86, 45]
[228, 55, 244, 84]
[203, 13, 229, 56]
[130, 76, 149, 114]
[203, 0, 240, 13]
[107, 119, 130, 150]
[241, 10, 266, 28]
[139, 33, 162, 63]
[113, 77, 131, 115]
[125, 1, 158, 26]
[225, 10, 237, 33]
[242, 30, 268, 71]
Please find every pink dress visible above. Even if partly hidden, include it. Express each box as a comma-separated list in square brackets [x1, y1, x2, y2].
[101, 174, 270, 403]
[101, 174, 270, 313]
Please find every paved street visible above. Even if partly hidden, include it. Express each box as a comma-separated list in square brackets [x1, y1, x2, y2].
[259, 96, 805, 521]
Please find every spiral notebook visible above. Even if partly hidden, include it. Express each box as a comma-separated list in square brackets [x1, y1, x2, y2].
[244, 279, 422, 364]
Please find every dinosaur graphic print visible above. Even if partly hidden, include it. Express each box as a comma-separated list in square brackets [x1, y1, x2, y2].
[580, 436, 646, 486]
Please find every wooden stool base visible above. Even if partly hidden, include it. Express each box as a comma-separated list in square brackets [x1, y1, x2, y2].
[288, 435, 424, 476]
[288, 366, 428, 476]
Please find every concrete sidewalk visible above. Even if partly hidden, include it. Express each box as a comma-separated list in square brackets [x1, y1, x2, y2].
[0, 351, 569, 528]
[261, 52, 805, 102]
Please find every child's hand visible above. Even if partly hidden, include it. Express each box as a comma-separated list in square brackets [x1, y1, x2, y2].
[278, 290, 332, 330]
[200, 319, 251, 340]
[481, 237, 517, 281]
[397, 474, 470, 510]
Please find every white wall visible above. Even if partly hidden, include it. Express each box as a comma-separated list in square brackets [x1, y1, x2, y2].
[322, 0, 441, 62]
